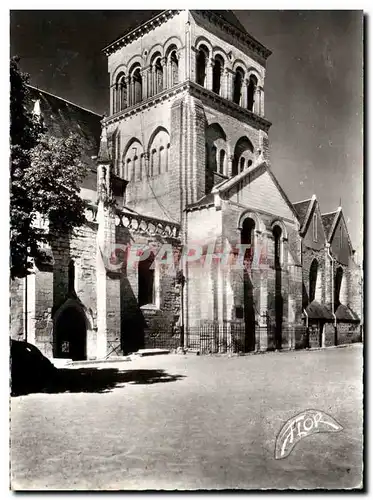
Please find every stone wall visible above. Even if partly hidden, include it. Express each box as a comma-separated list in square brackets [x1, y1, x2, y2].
[337, 322, 361, 345]
[10, 278, 24, 340]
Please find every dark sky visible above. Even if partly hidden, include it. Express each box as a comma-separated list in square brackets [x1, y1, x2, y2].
[9, 10, 363, 259]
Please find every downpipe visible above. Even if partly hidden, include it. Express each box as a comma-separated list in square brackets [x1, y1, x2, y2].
[326, 244, 337, 328]
[303, 308, 309, 349]
[327, 244, 337, 347]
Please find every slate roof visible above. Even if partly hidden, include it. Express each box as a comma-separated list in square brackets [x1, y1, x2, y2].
[305, 301, 334, 320]
[185, 193, 214, 211]
[27, 85, 102, 169]
[292, 199, 312, 227]
[104, 10, 270, 58]
[210, 10, 249, 34]
[321, 211, 338, 240]
[335, 304, 360, 322]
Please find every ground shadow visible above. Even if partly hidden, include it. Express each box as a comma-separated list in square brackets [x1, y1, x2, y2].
[11, 367, 185, 397]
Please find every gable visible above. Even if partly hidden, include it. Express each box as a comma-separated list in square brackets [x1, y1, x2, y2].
[293, 199, 312, 228]
[330, 214, 352, 265]
[225, 164, 296, 221]
[302, 202, 326, 250]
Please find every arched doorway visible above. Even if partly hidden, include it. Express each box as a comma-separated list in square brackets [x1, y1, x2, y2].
[55, 305, 87, 361]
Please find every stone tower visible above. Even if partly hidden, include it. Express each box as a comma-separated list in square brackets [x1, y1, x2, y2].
[101, 10, 305, 353]
[102, 10, 272, 223]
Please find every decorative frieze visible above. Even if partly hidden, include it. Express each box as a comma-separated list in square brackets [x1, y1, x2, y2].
[85, 204, 180, 240]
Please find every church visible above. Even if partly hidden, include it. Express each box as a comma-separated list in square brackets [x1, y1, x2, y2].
[10, 10, 362, 360]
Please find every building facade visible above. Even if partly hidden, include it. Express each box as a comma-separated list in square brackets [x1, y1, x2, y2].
[10, 10, 362, 360]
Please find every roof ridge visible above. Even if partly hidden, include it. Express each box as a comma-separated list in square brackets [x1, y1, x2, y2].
[321, 210, 339, 216]
[293, 197, 312, 205]
[27, 84, 103, 117]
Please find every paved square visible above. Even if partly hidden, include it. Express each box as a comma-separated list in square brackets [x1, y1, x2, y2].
[10, 344, 363, 490]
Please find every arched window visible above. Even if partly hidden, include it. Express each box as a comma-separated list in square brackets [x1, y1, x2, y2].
[114, 73, 127, 113]
[154, 58, 163, 94]
[219, 150, 226, 175]
[212, 56, 223, 95]
[170, 51, 179, 86]
[241, 218, 256, 265]
[211, 145, 217, 172]
[196, 47, 207, 86]
[232, 136, 254, 177]
[205, 123, 227, 191]
[273, 225, 282, 269]
[240, 157, 245, 173]
[309, 259, 318, 303]
[247, 159, 253, 168]
[247, 75, 258, 112]
[233, 68, 244, 105]
[133, 68, 142, 104]
[335, 267, 343, 308]
[138, 253, 155, 306]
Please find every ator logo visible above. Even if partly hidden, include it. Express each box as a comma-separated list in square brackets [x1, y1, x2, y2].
[275, 409, 343, 459]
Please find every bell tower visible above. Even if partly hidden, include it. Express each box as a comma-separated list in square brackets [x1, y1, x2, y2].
[102, 10, 272, 221]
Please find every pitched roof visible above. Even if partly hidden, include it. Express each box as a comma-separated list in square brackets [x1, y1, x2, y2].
[305, 301, 334, 320]
[321, 211, 338, 240]
[27, 85, 102, 169]
[292, 199, 312, 227]
[210, 10, 248, 34]
[185, 193, 214, 212]
[335, 304, 360, 322]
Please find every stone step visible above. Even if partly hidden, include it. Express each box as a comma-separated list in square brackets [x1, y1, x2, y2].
[133, 348, 170, 357]
[66, 356, 131, 367]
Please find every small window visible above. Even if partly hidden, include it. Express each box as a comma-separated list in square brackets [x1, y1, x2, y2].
[339, 225, 343, 249]
[312, 213, 318, 242]
[233, 68, 244, 105]
[133, 68, 142, 104]
[212, 56, 223, 95]
[154, 58, 163, 94]
[170, 51, 179, 86]
[196, 48, 207, 86]
[247, 75, 258, 112]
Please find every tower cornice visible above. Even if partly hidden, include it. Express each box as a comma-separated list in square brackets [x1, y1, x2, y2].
[102, 10, 181, 56]
[193, 10, 272, 61]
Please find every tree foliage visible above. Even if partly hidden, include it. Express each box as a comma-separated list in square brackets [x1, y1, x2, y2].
[10, 57, 89, 279]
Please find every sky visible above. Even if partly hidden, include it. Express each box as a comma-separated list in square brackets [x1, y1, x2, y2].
[9, 10, 364, 260]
